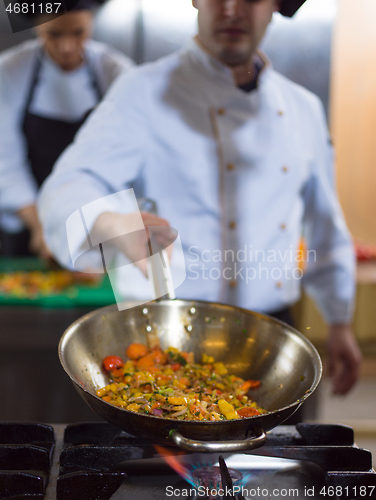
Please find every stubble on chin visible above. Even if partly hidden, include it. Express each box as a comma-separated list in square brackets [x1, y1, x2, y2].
[217, 47, 252, 67]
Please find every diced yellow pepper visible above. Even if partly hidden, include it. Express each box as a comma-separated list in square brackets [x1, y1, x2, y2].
[218, 399, 239, 420]
[126, 403, 141, 412]
[164, 368, 174, 376]
[202, 353, 214, 363]
[123, 361, 134, 373]
[213, 362, 228, 375]
[114, 400, 127, 408]
[215, 383, 225, 391]
[96, 388, 107, 398]
[168, 397, 187, 405]
[167, 347, 179, 354]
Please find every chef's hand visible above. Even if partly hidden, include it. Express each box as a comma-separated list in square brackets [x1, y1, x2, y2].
[93, 211, 174, 275]
[17, 205, 52, 260]
[327, 324, 362, 395]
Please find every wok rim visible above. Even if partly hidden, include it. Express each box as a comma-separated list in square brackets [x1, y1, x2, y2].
[58, 298, 322, 425]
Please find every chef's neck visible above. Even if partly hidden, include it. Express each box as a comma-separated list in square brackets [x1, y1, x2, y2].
[194, 36, 258, 87]
[230, 62, 257, 86]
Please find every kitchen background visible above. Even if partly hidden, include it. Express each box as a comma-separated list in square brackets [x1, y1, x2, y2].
[1, 0, 376, 458]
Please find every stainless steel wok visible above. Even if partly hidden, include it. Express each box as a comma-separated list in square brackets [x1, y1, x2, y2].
[59, 299, 322, 452]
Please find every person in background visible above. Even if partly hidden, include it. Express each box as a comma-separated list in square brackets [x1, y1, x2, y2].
[38, 0, 362, 403]
[0, 0, 134, 257]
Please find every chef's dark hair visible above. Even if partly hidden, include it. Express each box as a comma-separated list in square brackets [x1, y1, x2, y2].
[279, 0, 307, 17]
[8, 0, 106, 32]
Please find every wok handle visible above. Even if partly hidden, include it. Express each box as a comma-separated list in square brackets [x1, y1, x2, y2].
[169, 427, 267, 453]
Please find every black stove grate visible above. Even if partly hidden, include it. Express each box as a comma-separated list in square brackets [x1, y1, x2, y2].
[0, 422, 375, 500]
[0, 423, 54, 500]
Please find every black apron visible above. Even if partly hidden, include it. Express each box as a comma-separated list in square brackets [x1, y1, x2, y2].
[22, 50, 103, 187]
[0, 52, 102, 256]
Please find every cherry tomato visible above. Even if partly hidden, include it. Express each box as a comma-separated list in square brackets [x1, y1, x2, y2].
[103, 355, 124, 372]
[237, 407, 261, 418]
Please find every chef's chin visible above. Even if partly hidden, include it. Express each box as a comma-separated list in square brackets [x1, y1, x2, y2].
[58, 56, 83, 71]
[217, 47, 252, 67]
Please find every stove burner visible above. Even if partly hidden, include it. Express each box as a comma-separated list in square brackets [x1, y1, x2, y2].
[192, 459, 242, 497]
[0, 422, 375, 500]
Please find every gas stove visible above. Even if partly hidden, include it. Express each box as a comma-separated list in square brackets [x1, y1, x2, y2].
[1, 422, 375, 499]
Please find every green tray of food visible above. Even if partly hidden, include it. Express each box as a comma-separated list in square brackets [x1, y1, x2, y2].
[0, 257, 116, 308]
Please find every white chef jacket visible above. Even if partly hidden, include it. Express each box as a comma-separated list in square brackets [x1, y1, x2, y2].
[38, 39, 355, 324]
[0, 39, 134, 232]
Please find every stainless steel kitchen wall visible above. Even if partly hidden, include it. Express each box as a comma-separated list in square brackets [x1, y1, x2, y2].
[0, 0, 335, 114]
[0, 2, 34, 50]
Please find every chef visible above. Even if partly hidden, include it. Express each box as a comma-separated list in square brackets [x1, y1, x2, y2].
[0, 0, 134, 257]
[38, 0, 362, 398]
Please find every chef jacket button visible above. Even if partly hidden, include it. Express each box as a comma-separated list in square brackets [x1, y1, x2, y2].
[280, 223, 286, 230]
[278, 110, 284, 116]
[218, 108, 226, 115]
[282, 166, 289, 173]
[276, 281, 283, 288]
[227, 163, 235, 171]
[229, 221, 237, 229]
[229, 280, 237, 289]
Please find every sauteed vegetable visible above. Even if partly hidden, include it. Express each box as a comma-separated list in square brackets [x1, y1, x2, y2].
[96, 343, 267, 421]
[0, 270, 98, 298]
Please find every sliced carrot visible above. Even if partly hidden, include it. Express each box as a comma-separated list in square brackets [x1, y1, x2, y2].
[126, 343, 148, 360]
[137, 353, 156, 369]
[140, 383, 152, 393]
[189, 404, 204, 417]
[150, 348, 168, 365]
[146, 366, 161, 373]
[239, 380, 260, 392]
